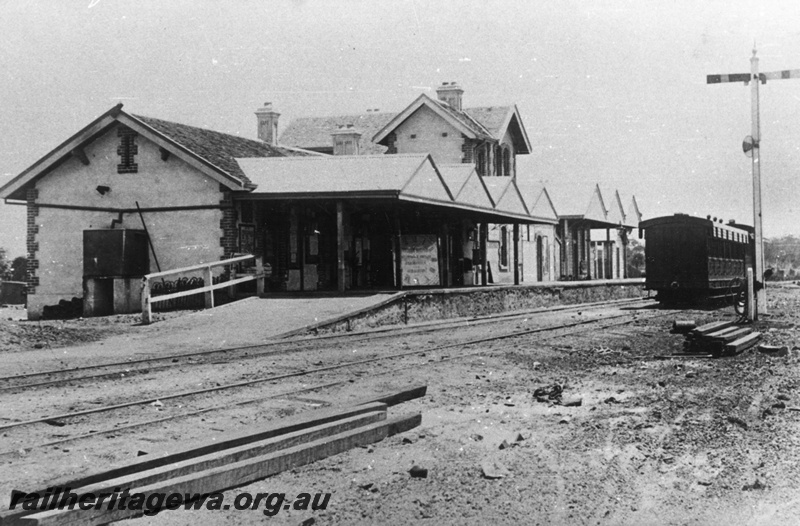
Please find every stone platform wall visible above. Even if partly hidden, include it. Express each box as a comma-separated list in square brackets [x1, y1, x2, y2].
[299, 279, 646, 336]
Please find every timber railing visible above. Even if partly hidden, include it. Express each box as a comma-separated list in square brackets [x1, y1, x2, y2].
[141, 254, 264, 324]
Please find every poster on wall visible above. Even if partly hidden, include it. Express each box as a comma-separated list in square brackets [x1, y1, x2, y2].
[400, 234, 440, 287]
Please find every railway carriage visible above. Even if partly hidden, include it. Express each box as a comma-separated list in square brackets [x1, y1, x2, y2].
[638, 214, 753, 303]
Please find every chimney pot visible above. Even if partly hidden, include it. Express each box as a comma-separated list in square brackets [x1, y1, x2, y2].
[255, 102, 280, 146]
[436, 81, 464, 111]
[331, 123, 362, 156]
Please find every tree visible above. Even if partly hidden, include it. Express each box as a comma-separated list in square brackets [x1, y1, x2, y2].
[0, 248, 8, 279]
[628, 239, 645, 271]
[10, 256, 27, 282]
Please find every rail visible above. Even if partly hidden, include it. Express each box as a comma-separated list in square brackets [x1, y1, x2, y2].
[141, 254, 264, 324]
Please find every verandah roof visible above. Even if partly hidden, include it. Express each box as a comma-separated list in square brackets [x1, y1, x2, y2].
[235, 154, 556, 225]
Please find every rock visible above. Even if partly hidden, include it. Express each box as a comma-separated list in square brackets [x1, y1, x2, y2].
[409, 465, 428, 478]
[561, 397, 582, 407]
[726, 415, 748, 430]
[300, 518, 316, 526]
[470, 434, 484, 442]
[772, 401, 786, 410]
[742, 479, 765, 491]
[498, 440, 511, 450]
[515, 432, 526, 442]
[777, 393, 790, 401]
[558, 416, 571, 424]
[137, 450, 148, 456]
[33, 343, 44, 349]
[402, 437, 414, 445]
[672, 320, 696, 333]
[481, 460, 511, 479]
[151, 400, 164, 408]
[359, 483, 374, 491]
[758, 344, 789, 357]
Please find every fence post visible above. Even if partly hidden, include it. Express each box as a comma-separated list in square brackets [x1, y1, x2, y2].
[255, 256, 265, 296]
[204, 265, 214, 308]
[141, 277, 152, 325]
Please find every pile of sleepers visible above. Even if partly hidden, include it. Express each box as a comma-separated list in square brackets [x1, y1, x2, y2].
[681, 320, 761, 357]
[1, 386, 425, 526]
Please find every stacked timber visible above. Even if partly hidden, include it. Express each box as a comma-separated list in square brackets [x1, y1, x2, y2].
[1, 386, 425, 526]
[681, 320, 761, 357]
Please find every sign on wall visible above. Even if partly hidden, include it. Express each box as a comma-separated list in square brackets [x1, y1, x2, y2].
[400, 234, 440, 287]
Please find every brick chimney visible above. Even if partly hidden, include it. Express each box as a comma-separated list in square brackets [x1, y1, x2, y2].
[255, 102, 280, 146]
[331, 124, 362, 155]
[436, 82, 464, 111]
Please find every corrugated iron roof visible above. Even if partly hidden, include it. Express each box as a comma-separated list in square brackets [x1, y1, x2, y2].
[235, 153, 433, 194]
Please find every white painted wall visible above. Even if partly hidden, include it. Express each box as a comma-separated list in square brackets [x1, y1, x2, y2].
[29, 124, 226, 318]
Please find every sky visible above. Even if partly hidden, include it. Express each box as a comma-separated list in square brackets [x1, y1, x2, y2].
[2, 0, 800, 259]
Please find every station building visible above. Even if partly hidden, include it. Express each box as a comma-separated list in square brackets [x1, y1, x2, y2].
[0, 85, 556, 319]
[0, 82, 639, 320]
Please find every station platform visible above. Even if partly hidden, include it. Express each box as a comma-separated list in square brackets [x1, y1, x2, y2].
[4, 279, 646, 375]
[117, 278, 647, 351]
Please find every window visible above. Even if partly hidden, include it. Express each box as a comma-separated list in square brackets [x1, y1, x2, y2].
[117, 127, 138, 174]
[476, 149, 486, 176]
[503, 147, 511, 177]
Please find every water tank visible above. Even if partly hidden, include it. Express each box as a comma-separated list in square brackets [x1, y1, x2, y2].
[83, 229, 149, 277]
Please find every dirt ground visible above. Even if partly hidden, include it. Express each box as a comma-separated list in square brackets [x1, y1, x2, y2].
[2, 285, 800, 525]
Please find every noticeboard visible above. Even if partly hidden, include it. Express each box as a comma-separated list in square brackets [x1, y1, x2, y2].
[400, 234, 440, 287]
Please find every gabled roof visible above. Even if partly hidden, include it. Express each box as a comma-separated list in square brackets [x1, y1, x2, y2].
[135, 115, 305, 185]
[627, 195, 643, 225]
[605, 189, 625, 226]
[283, 96, 531, 155]
[0, 104, 306, 201]
[483, 178, 531, 218]
[235, 154, 548, 224]
[438, 164, 495, 210]
[582, 184, 609, 223]
[279, 112, 395, 154]
[236, 153, 453, 205]
[526, 187, 559, 223]
[373, 94, 492, 146]
[465, 106, 531, 154]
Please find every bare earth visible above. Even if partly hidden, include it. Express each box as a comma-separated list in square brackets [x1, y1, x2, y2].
[2, 285, 800, 525]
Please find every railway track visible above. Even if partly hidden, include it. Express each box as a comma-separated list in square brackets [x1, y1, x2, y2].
[0, 297, 654, 392]
[0, 303, 665, 456]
